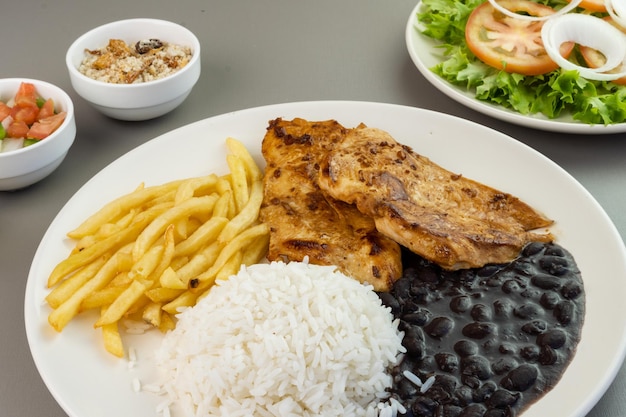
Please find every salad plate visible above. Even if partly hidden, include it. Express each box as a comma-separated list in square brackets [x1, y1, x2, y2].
[25, 100, 626, 417]
[405, 0, 626, 135]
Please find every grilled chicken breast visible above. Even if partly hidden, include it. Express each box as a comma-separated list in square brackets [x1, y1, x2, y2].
[317, 125, 553, 270]
[259, 118, 403, 291]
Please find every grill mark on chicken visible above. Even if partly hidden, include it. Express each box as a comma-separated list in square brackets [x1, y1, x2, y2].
[259, 118, 402, 291]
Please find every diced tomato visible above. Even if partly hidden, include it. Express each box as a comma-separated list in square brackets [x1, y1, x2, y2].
[465, 0, 575, 76]
[14, 82, 39, 109]
[27, 112, 67, 140]
[11, 104, 39, 125]
[0, 102, 10, 121]
[37, 98, 56, 120]
[7, 121, 29, 138]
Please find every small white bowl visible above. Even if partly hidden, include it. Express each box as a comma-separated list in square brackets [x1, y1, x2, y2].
[0, 78, 76, 191]
[65, 18, 201, 121]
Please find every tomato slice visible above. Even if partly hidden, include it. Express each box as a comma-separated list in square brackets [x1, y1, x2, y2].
[465, 0, 575, 76]
[568, 0, 606, 12]
[11, 104, 39, 125]
[579, 17, 626, 85]
[27, 112, 67, 140]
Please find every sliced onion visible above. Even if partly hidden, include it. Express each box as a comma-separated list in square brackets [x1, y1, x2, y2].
[541, 13, 626, 81]
[487, 0, 583, 21]
[606, 0, 626, 29]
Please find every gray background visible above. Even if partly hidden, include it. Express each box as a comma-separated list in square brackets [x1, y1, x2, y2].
[1, 0, 625, 416]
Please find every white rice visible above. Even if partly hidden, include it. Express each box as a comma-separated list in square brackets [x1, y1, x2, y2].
[154, 260, 405, 417]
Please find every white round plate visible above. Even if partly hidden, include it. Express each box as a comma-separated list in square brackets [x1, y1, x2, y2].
[25, 101, 626, 417]
[405, 1, 626, 135]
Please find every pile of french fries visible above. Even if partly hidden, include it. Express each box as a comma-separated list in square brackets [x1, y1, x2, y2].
[45, 138, 269, 357]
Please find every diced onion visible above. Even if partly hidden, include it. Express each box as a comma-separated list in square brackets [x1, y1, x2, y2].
[541, 13, 626, 81]
[606, 0, 626, 29]
[487, 0, 583, 21]
[1, 137, 24, 153]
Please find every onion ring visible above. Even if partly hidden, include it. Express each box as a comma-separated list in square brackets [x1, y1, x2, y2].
[606, 0, 626, 29]
[541, 13, 626, 81]
[487, 0, 582, 21]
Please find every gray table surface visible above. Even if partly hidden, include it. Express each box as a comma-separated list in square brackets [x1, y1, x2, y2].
[2, 0, 625, 416]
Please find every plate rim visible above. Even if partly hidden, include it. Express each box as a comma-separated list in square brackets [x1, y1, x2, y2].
[24, 100, 626, 417]
[405, 0, 626, 135]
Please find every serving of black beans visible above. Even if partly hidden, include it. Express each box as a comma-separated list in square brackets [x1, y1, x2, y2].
[378, 242, 585, 417]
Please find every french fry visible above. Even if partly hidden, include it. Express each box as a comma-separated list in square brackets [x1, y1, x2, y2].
[193, 223, 269, 291]
[45, 256, 108, 309]
[101, 307, 124, 358]
[48, 244, 133, 332]
[48, 205, 170, 287]
[67, 180, 185, 239]
[174, 174, 219, 205]
[46, 137, 269, 357]
[226, 137, 263, 181]
[217, 180, 264, 245]
[131, 195, 218, 262]
[227, 154, 249, 212]
[174, 216, 228, 258]
[95, 280, 148, 327]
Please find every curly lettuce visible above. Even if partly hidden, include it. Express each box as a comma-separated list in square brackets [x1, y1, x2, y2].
[417, 0, 626, 125]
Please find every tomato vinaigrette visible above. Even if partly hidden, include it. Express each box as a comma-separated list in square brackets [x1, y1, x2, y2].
[0, 82, 67, 153]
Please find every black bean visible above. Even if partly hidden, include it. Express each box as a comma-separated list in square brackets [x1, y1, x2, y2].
[554, 300, 575, 325]
[491, 357, 518, 375]
[521, 320, 547, 335]
[538, 345, 558, 365]
[426, 317, 455, 339]
[471, 304, 492, 321]
[403, 324, 426, 358]
[455, 385, 474, 406]
[540, 292, 561, 309]
[561, 281, 583, 300]
[531, 273, 561, 290]
[493, 299, 513, 317]
[539, 256, 569, 276]
[435, 374, 458, 396]
[458, 403, 487, 417]
[537, 329, 567, 349]
[403, 310, 431, 326]
[520, 345, 540, 361]
[462, 322, 496, 339]
[513, 262, 535, 276]
[522, 241, 544, 256]
[378, 291, 401, 314]
[436, 353, 460, 373]
[396, 378, 419, 398]
[437, 404, 463, 417]
[454, 340, 479, 357]
[412, 396, 438, 417]
[488, 389, 520, 408]
[450, 295, 473, 313]
[544, 245, 565, 257]
[461, 356, 492, 380]
[483, 409, 508, 417]
[498, 343, 516, 355]
[513, 303, 540, 319]
[500, 364, 538, 392]
[502, 280, 522, 294]
[472, 381, 497, 403]
[393, 277, 412, 301]
[521, 288, 541, 299]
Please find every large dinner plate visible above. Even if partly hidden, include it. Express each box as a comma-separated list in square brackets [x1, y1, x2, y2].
[405, 1, 626, 135]
[25, 101, 626, 417]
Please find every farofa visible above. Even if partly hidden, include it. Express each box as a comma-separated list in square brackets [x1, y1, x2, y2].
[79, 38, 192, 84]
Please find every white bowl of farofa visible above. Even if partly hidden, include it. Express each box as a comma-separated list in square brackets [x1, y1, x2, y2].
[65, 18, 201, 121]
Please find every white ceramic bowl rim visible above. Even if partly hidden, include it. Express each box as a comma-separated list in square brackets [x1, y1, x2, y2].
[0, 77, 75, 160]
[65, 18, 201, 89]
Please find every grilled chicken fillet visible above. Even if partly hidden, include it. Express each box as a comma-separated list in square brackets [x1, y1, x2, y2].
[318, 125, 553, 270]
[259, 118, 402, 291]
